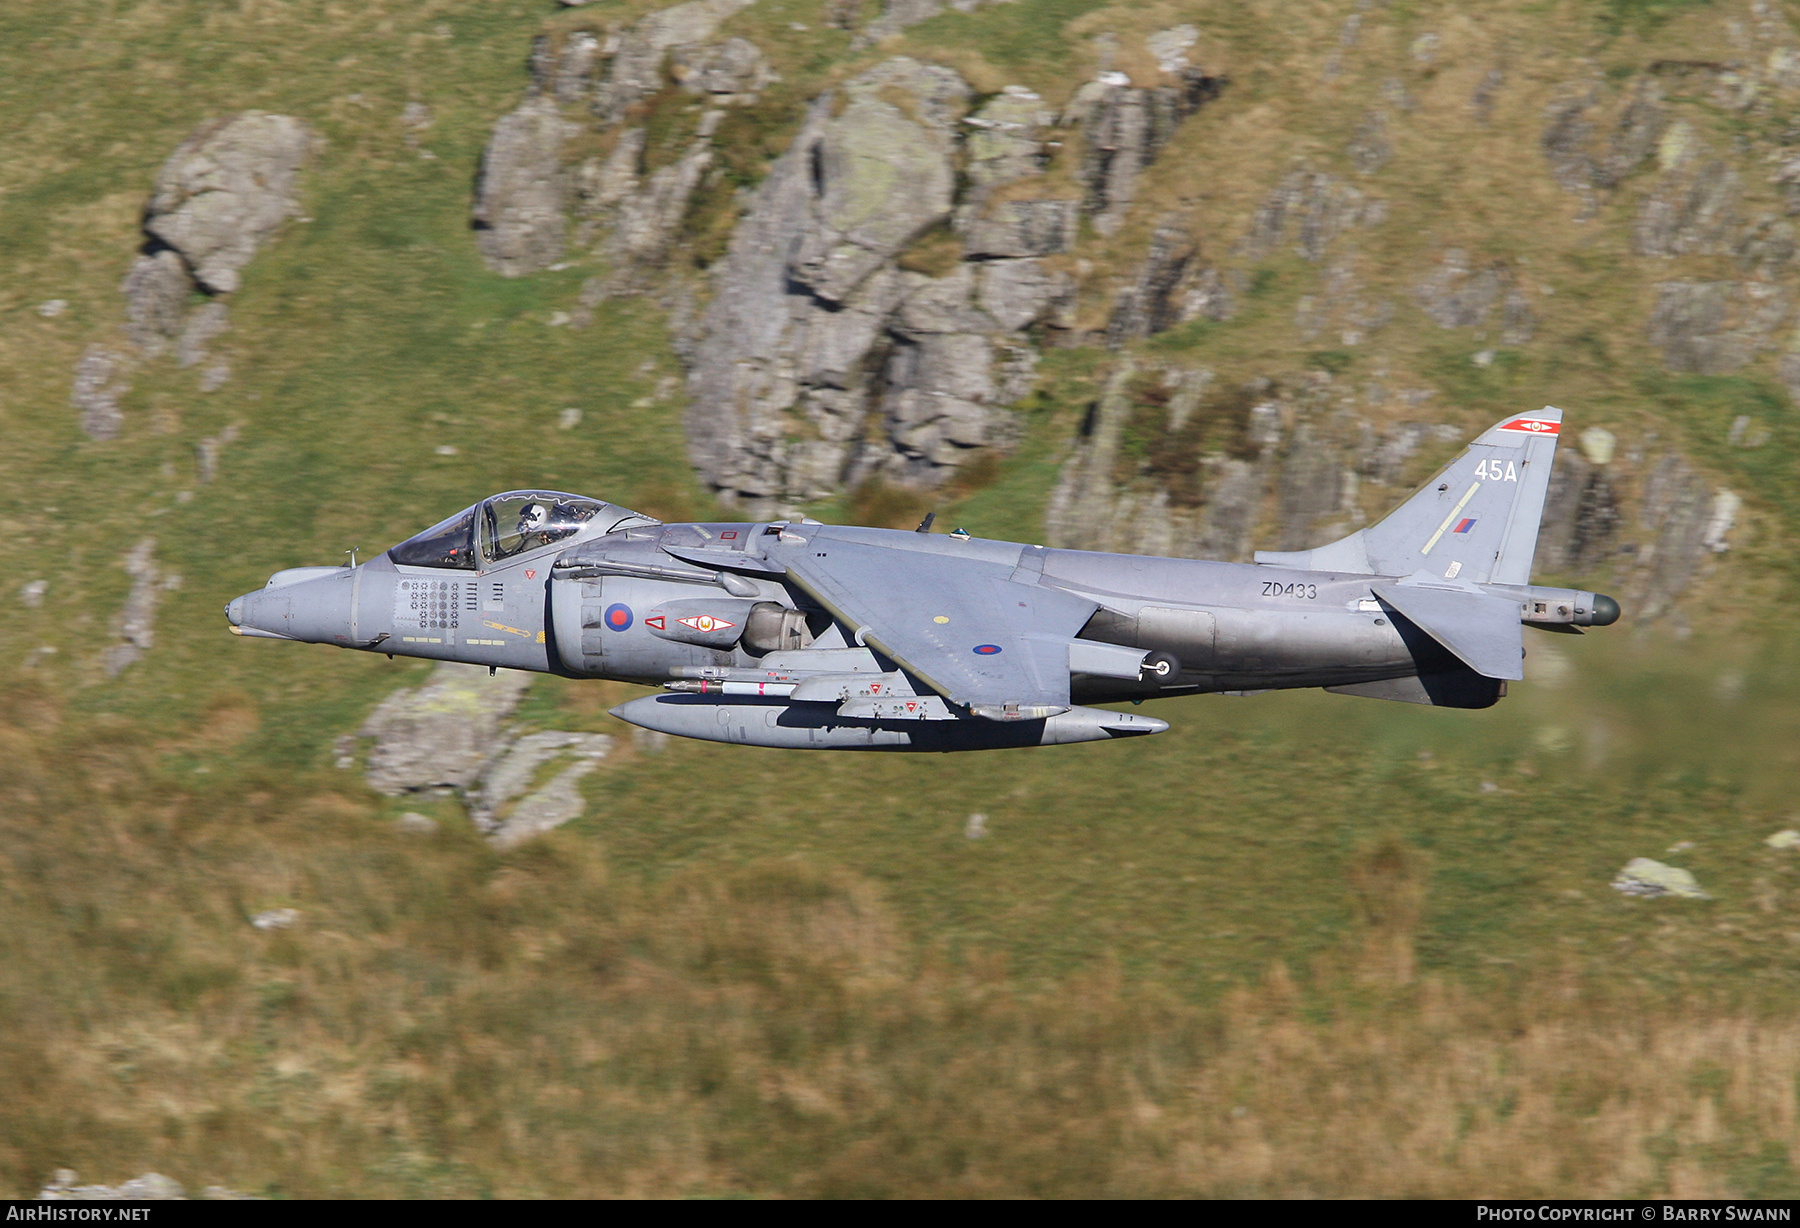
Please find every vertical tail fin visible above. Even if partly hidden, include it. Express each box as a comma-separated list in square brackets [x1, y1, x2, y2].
[1255, 406, 1562, 583]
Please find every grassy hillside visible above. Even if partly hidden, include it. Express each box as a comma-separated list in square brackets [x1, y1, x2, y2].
[5, 0, 1800, 1198]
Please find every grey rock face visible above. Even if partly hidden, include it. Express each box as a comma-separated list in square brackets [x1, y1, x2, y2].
[554, 31, 605, 103]
[978, 257, 1069, 332]
[1635, 159, 1738, 257]
[1069, 69, 1221, 234]
[793, 59, 967, 303]
[70, 345, 132, 441]
[597, 137, 715, 294]
[1414, 249, 1505, 329]
[687, 61, 1048, 508]
[1245, 168, 1378, 262]
[592, 0, 757, 123]
[104, 538, 178, 677]
[1107, 215, 1199, 345]
[360, 663, 534, 795]
[175, 302, 229, 369]
[145, 112, 313, 294]
[960, 199, 1078, 258]
[77, 112, 307, 438]
[963, 86, 1052, 194]
[121, 250, 193, 354]
[672, 36, 770, 97]
[475, 730, 613, 848]
[1646, 280, 1786, 374]
[473, 94, 579, 276]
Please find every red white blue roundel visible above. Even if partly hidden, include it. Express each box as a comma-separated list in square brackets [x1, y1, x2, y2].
[972, 643, 1003, 655]
[603, 603, 633, 631]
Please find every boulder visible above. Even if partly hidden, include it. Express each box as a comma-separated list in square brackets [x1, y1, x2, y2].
[359, 663, 534, 795]
[475, 730, 613, 848]
[1611, 857, 1708, 899]
[472, 94, 579, 276]
[145, 112, 313, 294]
[790, 58, 967, 303]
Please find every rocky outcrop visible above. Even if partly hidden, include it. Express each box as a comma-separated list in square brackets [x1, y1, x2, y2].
[76, 112, 310, 438]
[591, 0, 756, 123]
[1106, 216, 1200, 345]
[69, 345, 132, 441]
[674, 28, 1223, 509]
[1646, 280, 1787, 374]
[1046, 358, 1728, 616]
[143, 112, 312, 295]
[104, 539, 179, 677]
[1244, 168, 1382, 263]
[1541, 82, 1665, 198]
[686, 59, 1043, 509]
[475, 12, 769, 285]
[357, 664, 613, 845]
[360, 664, 535, 795]
[1064, 68, 1222, 235]
[1412, 249, 1534, 343]
[473, 730, 613, 848]
[473, 94, 580, 276]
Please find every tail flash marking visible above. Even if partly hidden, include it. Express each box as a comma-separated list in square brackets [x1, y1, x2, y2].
[1499, 417, 1560, 435]
[1420, 483, 1482, 556]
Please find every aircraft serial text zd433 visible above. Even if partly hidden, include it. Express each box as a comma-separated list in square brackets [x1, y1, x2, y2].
[227, 407, 1618, 752]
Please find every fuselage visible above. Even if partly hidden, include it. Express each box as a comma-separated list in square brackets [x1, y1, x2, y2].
[226, 510, 1604, 706]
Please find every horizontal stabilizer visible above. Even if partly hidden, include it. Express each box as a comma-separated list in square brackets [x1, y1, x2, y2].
[1372, 578, 1524, 681]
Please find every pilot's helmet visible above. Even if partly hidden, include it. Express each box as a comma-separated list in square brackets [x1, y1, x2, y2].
[518, 502, 548, 530]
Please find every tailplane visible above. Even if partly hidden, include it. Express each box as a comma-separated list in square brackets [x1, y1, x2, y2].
[1256, 407, 1562, 584]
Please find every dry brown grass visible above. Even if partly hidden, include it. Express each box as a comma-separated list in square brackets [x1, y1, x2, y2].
[3, 697, 1798, 1198]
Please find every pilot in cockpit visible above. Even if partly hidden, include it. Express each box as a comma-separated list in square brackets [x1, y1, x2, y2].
[516, 501, 551, 549]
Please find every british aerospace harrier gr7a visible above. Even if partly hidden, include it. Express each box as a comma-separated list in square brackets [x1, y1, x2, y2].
[226, 407, 1618, 751]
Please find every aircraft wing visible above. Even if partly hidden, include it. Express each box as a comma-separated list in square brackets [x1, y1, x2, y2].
[769, 534, 1100, 719]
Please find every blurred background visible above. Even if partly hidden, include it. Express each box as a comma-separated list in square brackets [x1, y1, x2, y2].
[4, 0, 1800, 1198]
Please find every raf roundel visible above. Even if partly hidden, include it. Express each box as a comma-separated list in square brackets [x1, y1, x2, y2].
[972, 643, 1003, 655]
[603, 602, 633, 632]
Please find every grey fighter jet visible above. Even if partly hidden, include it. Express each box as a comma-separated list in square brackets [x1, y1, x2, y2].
[226, 407, 1618, 751]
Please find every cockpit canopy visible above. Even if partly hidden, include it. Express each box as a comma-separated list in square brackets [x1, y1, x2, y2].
[388, 491, 657, 570]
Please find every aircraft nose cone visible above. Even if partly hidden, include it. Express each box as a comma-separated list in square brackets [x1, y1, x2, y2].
[226, 596, 245, 627]
[1590, 593, 1621, 626]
